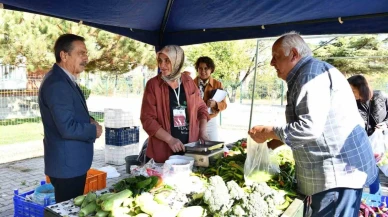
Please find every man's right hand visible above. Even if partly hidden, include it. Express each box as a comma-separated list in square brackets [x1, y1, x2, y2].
[94, 123, 103, 138]
[166, 137, 185, 153]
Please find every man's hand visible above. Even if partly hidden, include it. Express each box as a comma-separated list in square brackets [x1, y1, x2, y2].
[248, 125, 277, 143]
[207, 99, 216, 108]
[166, 137, 185, 153]
[95, 123, 103, 138]
[91, 120, 103, 138]
[374, 153, 383, 163]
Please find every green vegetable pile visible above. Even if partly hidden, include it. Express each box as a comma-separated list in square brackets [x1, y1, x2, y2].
[113, 175, 160, 196]
[197, 139, 298, 198]
[198, 152, 246, 186]
[267, 148, 297, 197]
[75, 186, 192, 217]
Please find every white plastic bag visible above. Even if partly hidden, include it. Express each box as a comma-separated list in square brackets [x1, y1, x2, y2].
[244, 136, 279, 185]
[369, 128, 387, 158]
[369, 128, 388, 176]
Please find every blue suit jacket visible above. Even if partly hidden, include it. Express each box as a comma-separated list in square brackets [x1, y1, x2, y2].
[38, 64, 96, 178]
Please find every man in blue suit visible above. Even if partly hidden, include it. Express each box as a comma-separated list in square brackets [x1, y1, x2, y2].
[38, 34, 102, 202]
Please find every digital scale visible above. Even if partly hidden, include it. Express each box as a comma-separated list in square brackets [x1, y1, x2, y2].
[184, 141, 225, 167]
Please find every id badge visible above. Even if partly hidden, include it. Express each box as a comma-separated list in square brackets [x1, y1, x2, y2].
[173, 107, 187, 127]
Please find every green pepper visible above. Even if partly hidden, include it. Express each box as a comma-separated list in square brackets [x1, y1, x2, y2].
[144, 176, 159, 191]
[125, 177, 138, 184]
[234, 173, 243, 180]
[228, 161, 244, 174]
[136, 177, 153, 188]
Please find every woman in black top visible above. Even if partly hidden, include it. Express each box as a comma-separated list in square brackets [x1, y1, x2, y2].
[348, 74, 388, 194]
[348, 75, 388, 135]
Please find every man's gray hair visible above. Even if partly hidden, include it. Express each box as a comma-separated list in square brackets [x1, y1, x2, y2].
[280, 31, 312, 58]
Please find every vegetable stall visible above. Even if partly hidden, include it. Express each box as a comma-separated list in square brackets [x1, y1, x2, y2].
[42, 138, 304, 217]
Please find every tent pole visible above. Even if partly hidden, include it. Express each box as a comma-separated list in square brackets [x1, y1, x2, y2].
[248, 39, 259, 130]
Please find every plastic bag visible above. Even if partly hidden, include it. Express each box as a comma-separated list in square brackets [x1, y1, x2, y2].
[244, 136, 279, 185]
[32, 183, 55, 205]
[370, 128, 388, 176]
[369, 128, 387, 158]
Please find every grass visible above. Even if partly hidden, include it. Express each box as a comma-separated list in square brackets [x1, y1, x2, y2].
[0, 113, 104, 146]
[0, 122, 43, 145]
[0, 117, 42, 126]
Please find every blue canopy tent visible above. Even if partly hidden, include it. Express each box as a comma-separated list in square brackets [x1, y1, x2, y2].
[2, 0, 388, 47]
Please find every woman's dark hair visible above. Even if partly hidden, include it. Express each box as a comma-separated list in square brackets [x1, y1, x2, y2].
[347, 74, 371, 103]
[54, 34, 85, 63]
[195, 56, 215, 73]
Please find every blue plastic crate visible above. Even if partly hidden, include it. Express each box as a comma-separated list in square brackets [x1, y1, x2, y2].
[105, 126, 139, 146]
[362, 192, 388, 207]
[13, 181, 54, 217]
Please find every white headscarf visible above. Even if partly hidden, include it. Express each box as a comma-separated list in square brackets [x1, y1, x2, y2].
[156, 45, 185, 82]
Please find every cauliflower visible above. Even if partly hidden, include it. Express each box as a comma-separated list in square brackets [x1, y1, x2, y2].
[241, 182, 286, 216]
[227, 180, 246, 201]
[201, 176, 288, 217]
[244, 191, 269, 217]
[203, 176, 232, 215]
[232, 204, 246, 217]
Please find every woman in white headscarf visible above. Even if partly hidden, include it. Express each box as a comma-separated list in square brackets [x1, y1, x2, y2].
[140, 45, 209, 163]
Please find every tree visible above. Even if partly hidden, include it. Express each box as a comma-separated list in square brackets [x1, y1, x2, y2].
[313, 35, 388, 75]
[0, 11, 56, 72]
[0, 10, 156, 76]
[185, 40, 272, 103]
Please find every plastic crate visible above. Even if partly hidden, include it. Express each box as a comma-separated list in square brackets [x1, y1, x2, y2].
[105, 126, 139, 146]
[104, 108, 134, 128]
[105, 143, 139, 165]
[45, 169, 107, 194]
[362, 193, 388, 207]
[13, 181, 54, 217]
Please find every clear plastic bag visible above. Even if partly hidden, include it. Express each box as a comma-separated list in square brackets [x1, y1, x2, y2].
[370, 128, 388, 176]
[244, 136, 279, 185]
[369, 128, 387, 159]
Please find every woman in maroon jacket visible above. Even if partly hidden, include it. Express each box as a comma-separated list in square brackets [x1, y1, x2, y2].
[140, 45, 209, 163]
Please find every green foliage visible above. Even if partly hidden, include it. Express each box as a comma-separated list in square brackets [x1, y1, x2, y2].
[79, 84, 91, 100]
[314, 35, 388, 75]
[248, 72, 284, 100]
[89, 74, 133, 96]
[0, 10, 156, 75]
[186, 40, 256, 82]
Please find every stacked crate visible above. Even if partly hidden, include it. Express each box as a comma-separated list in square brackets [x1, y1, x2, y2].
[104, 108, 139, 165]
